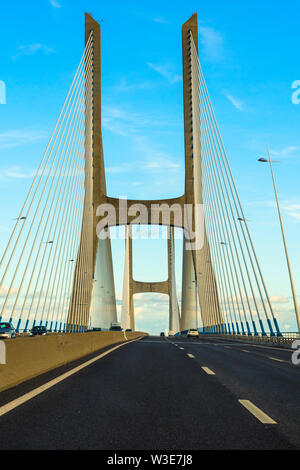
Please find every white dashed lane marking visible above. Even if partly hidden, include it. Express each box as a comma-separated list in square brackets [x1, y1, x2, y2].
[239, 400, 277, 424]
[201, 367, 215, 375]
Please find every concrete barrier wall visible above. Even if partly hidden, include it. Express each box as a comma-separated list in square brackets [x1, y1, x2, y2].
[0, 331, 147, 392]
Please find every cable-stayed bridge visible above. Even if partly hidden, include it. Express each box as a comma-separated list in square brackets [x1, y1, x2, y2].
[1, 12, 300, 453]
[0, 13, 283, 338]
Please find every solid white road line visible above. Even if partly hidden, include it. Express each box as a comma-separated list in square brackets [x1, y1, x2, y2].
[241, 349, 250, 353]
[201, 367, 215, 375]
[239, 400, 277, 424]
[180, 347, 184, 350]
[187, 353, 195, 359]
[0, 337, 142, 418]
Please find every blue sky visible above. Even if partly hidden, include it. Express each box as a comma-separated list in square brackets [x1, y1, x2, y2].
[0, 0, 300, 334]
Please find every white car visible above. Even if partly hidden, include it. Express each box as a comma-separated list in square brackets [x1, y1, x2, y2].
[187, 329, 199, 338]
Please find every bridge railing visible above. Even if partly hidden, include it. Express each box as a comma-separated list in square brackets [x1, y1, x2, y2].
[200, 332, 299, 345]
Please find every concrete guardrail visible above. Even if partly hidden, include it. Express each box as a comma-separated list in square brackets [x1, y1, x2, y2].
[0, 331, 148, 392]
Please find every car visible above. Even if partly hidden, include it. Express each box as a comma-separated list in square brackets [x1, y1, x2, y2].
[160, 332, 165, 337]
[109, 322, 122, 331]
[187, 328, 199, 338]
[125, 328, 132, 332]
[92, 327, 102, 331]
[0, 322, 16, 339]
[30, 325, 48, 336]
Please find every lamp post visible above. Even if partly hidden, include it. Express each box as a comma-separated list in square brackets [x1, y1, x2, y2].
[258, 148, 300, 332]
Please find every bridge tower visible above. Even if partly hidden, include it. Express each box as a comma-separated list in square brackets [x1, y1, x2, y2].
[180, 14, 223, 334]
[67, 14, 117, 331]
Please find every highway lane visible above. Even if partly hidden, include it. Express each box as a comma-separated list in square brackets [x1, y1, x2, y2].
[169, 336, 300, 448]
[0, 336, 297, 450]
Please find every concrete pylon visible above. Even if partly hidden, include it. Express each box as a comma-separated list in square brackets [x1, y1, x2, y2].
[168, 227, 181, 334]
[67, 13, 117, 331]
[121, 226, 134, 331]
[180, 13, 223, 334]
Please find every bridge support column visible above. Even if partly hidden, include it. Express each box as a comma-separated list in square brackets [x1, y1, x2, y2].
[168, 227, 181, 335]
[121, 226, 181, 334]
[121, 226, 135, 331]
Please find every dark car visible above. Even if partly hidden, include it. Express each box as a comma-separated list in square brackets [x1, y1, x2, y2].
[30, 325, 48, 336]
[0, 322, 16, 339]
[109, 325, 122, 331]
[160, 332, 165, 337]
[125, 328, 132, 332]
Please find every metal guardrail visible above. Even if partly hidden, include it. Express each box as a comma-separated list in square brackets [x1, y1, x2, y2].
[202, 332, 300, 345]
[282, 332, 300, 340]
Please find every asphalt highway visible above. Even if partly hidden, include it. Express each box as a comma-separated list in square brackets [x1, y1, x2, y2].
[0, 335, 299, 450]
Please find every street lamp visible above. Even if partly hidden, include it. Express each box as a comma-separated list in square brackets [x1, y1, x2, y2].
[258, 147, 300, 332]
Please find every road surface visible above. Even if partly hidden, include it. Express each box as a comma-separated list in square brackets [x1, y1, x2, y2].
[0, 335, 299, 450]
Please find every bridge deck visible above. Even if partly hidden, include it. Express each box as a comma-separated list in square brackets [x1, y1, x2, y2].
[0, 336, 298, 450]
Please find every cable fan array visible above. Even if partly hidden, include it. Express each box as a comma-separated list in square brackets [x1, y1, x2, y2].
[188, 30, 281, 336]
[0, 32, 94, 333]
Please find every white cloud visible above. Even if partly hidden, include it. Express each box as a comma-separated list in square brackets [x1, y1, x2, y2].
[102, 106, 145, 137]
[0, 130, 46, 149]
[0, 166, 35, 180]
[281, 201, 300, 222]
[143, 161, 180, 170]
[12, 44, 54, 59]
[102, 104, 180, 137]
[114, 77, 153, 93]
[153, 17, 169, 24]
[0, 286, 18, 297]
[270, 295, 288, 304]
[226, 94, 244, 111]
[198, 25, 224, 62]
[247, 198, 300, 222]
[105, 164, 133, 174]
[270, 146, 298, 159]
[134, 135, 181, 175]
[287, 211, 300, 221]
[50, 0, 61, 8]
[147, 62, 182, 84]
